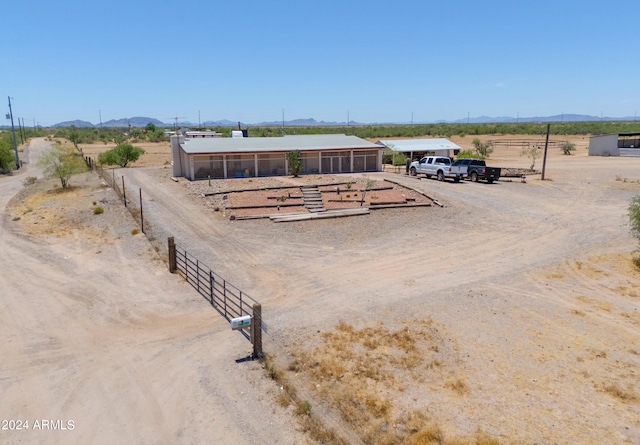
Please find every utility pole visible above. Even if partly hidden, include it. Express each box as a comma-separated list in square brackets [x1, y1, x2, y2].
[7, 96, 20, 169]
[541, 123, 550, 180]
[17, 118, 23, 144]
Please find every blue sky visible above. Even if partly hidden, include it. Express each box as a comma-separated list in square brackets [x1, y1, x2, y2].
[2, 0, 639, 126]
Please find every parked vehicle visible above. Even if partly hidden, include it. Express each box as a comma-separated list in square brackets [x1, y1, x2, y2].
[452, 158, 501, 183]
[409, 156, 465, 182]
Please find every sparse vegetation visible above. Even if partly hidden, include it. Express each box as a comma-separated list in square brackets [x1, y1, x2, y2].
[456, 149, 483, 160]
[521, 147, 542, 171]
[562, 142, 576, 155]
[267, 319, 501, 444]
[629, 196, 640, 270]
[22, 176, 38, 186]
[601, 383, 638, 402]
[0, 134, 18, 172]
[93, 206, 104, 215]
[37, 145, 88, 188]
[98, 142, 145, 168]
[472, 138, 493, 158]
[285, 150, 302, 177]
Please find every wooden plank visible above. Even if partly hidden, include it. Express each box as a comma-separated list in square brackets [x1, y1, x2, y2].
[383, 178, 444, 207]
[271, 207, 369, 222]
[225, 203, 302, 210]
[202, 185, 301, 197]
[369, 201, 412, 205]
[369, 203, 432, 210]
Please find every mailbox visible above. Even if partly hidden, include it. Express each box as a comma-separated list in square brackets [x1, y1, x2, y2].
[230, 315, 251, 330]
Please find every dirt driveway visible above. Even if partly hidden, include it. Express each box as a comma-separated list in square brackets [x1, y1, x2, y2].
[2, 138, 639, 444]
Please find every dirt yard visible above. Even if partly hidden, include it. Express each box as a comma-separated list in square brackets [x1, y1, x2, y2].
[1, 136, 639, 444]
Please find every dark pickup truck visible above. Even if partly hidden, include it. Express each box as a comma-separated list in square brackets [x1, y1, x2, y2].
[452, 158, 501, 183]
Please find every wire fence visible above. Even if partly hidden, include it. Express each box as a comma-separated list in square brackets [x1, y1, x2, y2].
[86, 156, 263, 356]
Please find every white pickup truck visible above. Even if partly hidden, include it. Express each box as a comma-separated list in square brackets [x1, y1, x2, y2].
[409, 156, 465, 182]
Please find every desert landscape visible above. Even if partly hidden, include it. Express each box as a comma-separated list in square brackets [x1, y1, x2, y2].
[1, 135, 639, 444]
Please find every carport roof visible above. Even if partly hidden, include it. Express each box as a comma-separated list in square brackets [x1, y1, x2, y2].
[180, 134, 381, 154]
[376, 138, 461, 152]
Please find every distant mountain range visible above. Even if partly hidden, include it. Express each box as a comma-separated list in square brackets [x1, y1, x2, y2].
[44, 114, 638, 128]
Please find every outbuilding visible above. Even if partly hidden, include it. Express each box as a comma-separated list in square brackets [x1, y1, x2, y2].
[170, 134, 383, 180]
[376, 138, 462, 160]
[588, 133, 640, 157]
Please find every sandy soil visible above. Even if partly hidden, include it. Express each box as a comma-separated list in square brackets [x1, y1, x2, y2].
[1, 136, 639, 444]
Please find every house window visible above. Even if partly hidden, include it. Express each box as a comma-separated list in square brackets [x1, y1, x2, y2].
[353, 150, 378, 172]
[257, 154, 286, 176]
[227, 155, 255, 178]
[193, 155, 224, 179]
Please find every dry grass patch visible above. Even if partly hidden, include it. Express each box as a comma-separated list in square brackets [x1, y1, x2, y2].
[599, 383, 638, 403]
[576, 295, 612, 312]
[278, 318, 501, 444]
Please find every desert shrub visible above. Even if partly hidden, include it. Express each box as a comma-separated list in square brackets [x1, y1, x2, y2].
[521, 147, 542, 171]
[392, 152, 408, 166]
[38, 145, 88, 188]
[456, 149, 482, 160]
[93, 206, 104, 215]
[98, 143, 145, 168]
[296, 400, 312, 416]
[472, 138, 493, 158]
[562, 142, 576, 155]
[632, 250, 640, 270]
[22, 176, 37, 186]
[0, 133, 17, 172]
[629, 196, 640, 240]
[285, 150, 302, 177]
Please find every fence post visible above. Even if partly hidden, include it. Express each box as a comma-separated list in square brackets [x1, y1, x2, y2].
[252, 303, 263, 358]
[209, 270, 214, 306]
[168, 237, 176, 273]
[122, 176, 127, 207]
[139, 188, 144, 233]
[223, 280, 227, 319]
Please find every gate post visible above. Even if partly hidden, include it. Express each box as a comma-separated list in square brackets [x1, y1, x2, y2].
[168, 237, 176, 273]
[252, 303, 263, 358]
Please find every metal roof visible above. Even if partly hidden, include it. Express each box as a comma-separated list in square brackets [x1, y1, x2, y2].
[375, 138, 462, 152]
[180, 134, 381, 154]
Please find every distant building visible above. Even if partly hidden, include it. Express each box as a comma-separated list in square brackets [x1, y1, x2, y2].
[170, 134, 383, 180]
[376, 138, 462, 160]
[588, 133, 640, 156]
[185, 131, 222, 138]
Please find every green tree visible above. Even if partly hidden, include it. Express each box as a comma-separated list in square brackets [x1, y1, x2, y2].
[455, 149, 483, 160]
[472, 138, 494, 158]
[98, 143, 145, 168]
[286, 150, 302, 177]
[67, 126, 82, 149]
[0, 134, 17, 172]
[38, 145, 88, 188]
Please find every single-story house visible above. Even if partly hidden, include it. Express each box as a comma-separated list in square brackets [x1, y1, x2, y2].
[170, 134, 383, 180]
[589, 133, 640, 156]
[376, 138, 462, 160]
